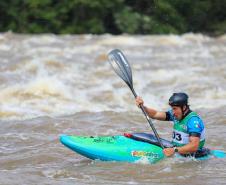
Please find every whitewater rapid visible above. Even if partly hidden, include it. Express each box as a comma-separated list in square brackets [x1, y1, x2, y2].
[1, 32, 226, 120]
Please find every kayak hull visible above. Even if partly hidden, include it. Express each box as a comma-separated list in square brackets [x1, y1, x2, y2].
[60, 134, 226, 163]
[60, 135, 165, 163]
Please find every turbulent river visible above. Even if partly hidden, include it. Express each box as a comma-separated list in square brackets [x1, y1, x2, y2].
[0, 32, 226, 185]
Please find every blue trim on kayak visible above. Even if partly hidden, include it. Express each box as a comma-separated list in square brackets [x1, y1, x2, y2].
[211, 150, 226, 158]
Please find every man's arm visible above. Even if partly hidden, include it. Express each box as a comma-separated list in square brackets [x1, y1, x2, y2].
[143, 106, 167, 121]
[163, 136, 200, 157]
[135, 96, 166, 121]
[175, 136, 200, 154]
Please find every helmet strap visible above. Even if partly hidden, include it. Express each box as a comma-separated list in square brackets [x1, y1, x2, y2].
[181, 105, 190, 119]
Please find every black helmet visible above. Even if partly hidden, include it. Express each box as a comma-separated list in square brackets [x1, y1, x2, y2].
[169, 92, 188, 106]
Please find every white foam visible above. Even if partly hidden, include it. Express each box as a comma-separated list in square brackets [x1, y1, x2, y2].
[1, 33, 226, 120]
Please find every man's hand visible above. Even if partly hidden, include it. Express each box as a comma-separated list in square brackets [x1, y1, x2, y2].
[163, 147, 175, 157]
[135, 96, 144, 107]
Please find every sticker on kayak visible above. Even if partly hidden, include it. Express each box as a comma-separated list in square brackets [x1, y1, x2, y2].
[92, 137, 116, 144]
[131, 151, 159, 158]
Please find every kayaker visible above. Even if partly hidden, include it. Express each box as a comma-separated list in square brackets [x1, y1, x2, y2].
[135, 92, 205, 157]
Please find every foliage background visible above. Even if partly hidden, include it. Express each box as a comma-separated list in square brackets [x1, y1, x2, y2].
[0, 0, 226, 35]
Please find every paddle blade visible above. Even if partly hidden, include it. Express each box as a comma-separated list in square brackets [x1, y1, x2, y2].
[108, 49, 133, 88]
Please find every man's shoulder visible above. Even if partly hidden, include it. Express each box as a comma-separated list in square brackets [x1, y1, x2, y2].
[187, 116, 204, 131]
[189, 112, 204, 122]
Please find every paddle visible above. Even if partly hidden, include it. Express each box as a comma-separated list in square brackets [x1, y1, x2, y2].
[107, 49, 164, 149]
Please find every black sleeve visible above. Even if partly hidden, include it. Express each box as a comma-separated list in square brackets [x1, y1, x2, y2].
[165, 112, 170, 121]
[189, 132, 201, 137]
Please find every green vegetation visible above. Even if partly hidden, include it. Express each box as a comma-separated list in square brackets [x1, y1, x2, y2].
[0, 0, 225, 35]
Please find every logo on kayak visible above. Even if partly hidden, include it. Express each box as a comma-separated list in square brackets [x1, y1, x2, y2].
[93, 137, 115, 143]
[131, 151, 159, 158]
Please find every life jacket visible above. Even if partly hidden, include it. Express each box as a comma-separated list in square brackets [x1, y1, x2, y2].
[172, 112, 205, 149]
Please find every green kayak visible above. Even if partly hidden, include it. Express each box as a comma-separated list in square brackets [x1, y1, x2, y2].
[60, 132, 226, 163]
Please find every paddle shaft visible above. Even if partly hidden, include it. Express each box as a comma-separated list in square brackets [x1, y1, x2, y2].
[130, 86, 164, 149]
[108, 49, 164, 149]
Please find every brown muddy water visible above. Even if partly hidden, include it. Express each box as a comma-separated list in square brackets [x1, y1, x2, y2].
[0, 32, 226, 185]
